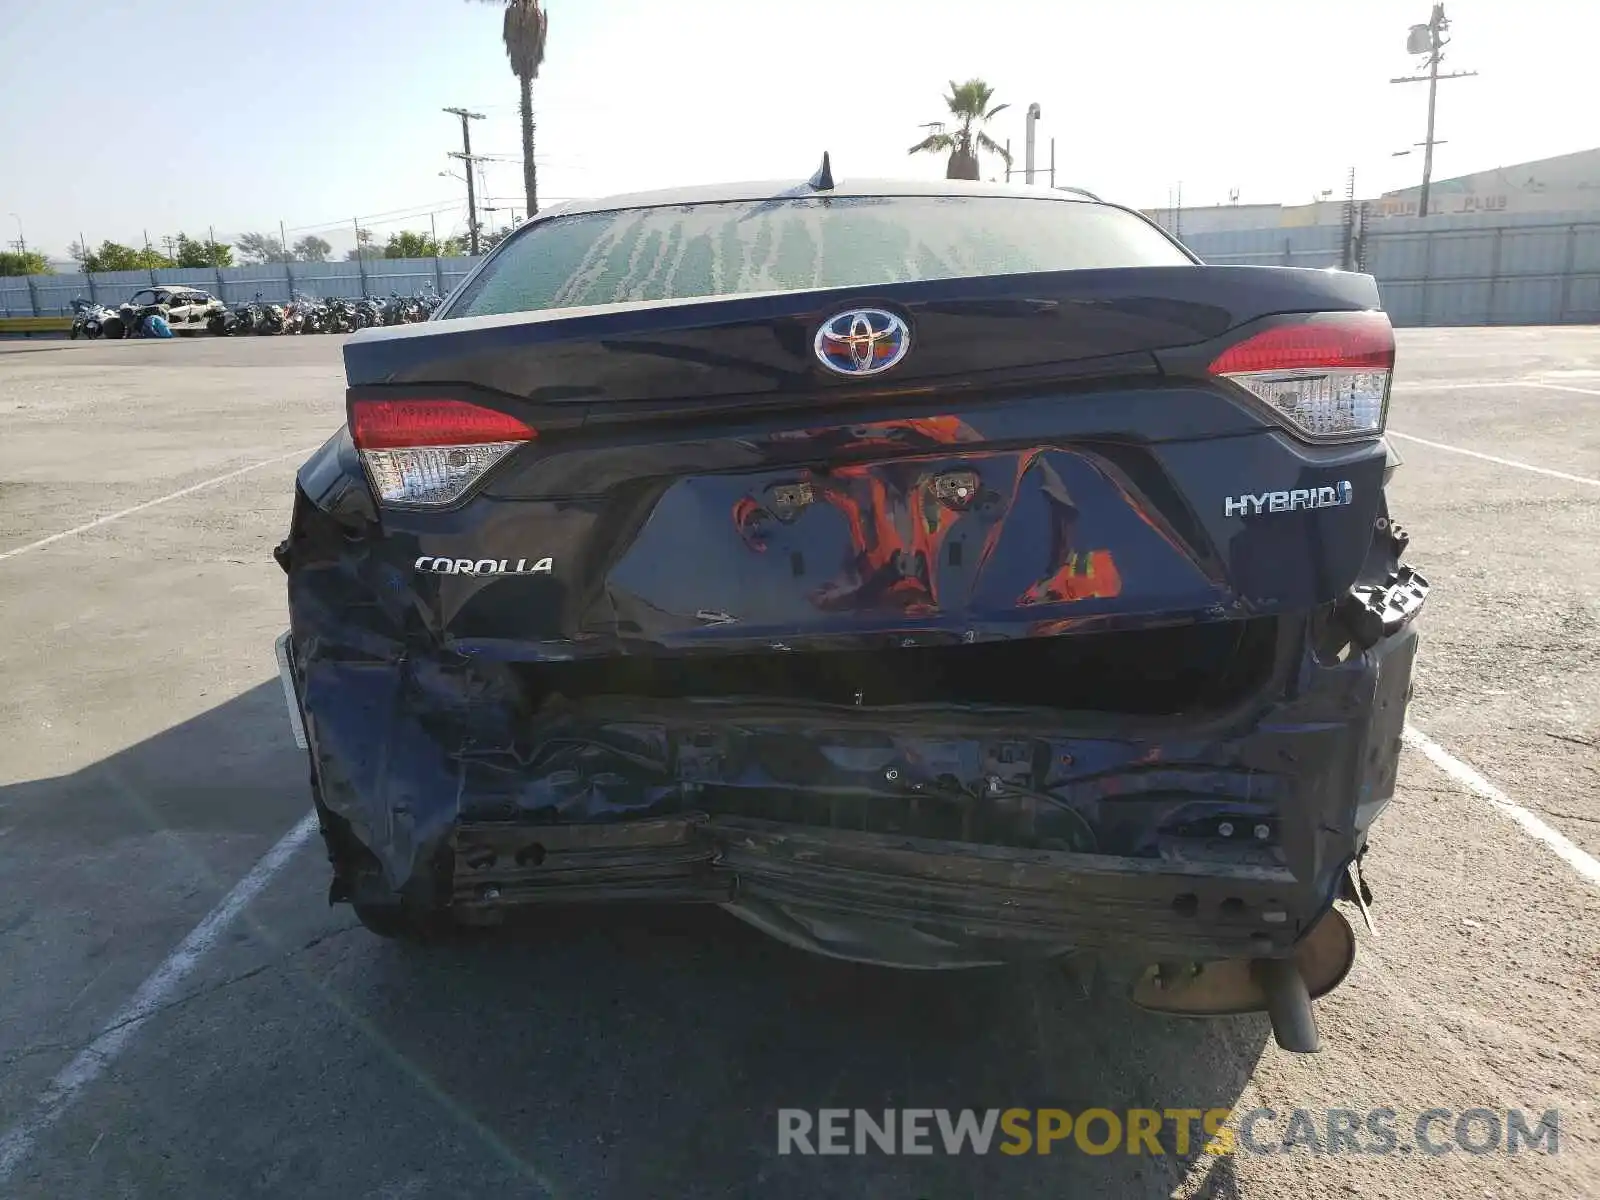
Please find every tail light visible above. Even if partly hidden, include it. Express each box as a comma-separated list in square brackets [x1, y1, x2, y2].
[1208, 311, 1394, 442]
[350, 397, 536, 507]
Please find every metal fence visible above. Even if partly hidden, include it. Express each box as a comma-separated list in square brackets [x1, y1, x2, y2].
[1178, 223, 1348, 271]
[1182, 209, 1600, 327]
[0, 256, 484, 316]
[7, 210, 1600, 327]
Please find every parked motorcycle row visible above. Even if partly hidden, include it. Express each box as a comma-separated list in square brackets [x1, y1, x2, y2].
[208, 290, 445, 336]
[68, 288, 444, 340]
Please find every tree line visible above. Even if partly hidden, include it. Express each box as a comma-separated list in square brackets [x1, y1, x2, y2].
[0, 228, 491, 277]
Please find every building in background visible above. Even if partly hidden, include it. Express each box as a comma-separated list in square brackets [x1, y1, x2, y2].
[1373, 146, 1600, 218]
[1141, 146, 1600, 233]
[1139, 201, 1348, 235]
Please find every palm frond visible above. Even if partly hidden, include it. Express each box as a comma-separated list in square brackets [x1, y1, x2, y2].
[975, 131, 1011, 165]
[983, 102, 1010, 120]
[909, 132, 957, 156]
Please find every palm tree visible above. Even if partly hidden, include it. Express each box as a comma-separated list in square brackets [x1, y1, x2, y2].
[477, 0, 549, 217]
[908, 79, 1012, 181]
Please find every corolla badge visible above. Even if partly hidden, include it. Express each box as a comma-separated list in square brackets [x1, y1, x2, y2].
[814, 308, 912, 377]
[414, 556, 552, 576]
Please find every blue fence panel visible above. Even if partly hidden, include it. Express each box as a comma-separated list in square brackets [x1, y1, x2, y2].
[26, 273, 91, 314]
[1184, 223, 1343, 268]
[0, 280, 31, 315]
[1498, 226, 1573, 277]
[440, 259, 478, 293]
[286, 261, 367, 300]
[1565, 275, 1600, 321]
[1426, 231, 1498, 280]
[363, 256, 446, 297]
[1490, 277, 1562, 326]
[1373, 280, 1423, 326]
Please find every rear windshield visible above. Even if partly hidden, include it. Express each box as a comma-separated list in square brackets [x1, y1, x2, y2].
[446, 194, 1190, 317]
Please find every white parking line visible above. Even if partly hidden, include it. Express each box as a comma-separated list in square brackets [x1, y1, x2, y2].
[1391, 381, 1510, 390]
[0, 447, 320, 564]
[1392, 379, 1600, 397]
[1385, 431, 1600, 488]
[1403, 726, 1600, 889]
[0, 811, 318, 1184]
[1523, 381, 1600, 398]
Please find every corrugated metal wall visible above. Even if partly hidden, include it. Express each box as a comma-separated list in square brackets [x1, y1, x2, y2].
[0, 257, 483, 316]
[1181, 209, 1600, 326]
[1179, 223, 1347, 269]
[1362, 212, 1600, 326]
[6, 210, 1600, 326]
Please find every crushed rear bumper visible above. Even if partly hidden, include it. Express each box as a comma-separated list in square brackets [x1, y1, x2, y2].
[450, 815, 1303, 969]
[279, 601, 1422, 969]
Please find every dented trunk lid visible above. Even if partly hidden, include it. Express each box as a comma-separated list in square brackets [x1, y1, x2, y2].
[341, 267, 1388, 658]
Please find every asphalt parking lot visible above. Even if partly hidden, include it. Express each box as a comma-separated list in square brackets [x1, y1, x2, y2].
[1, 329, 1597, 1200]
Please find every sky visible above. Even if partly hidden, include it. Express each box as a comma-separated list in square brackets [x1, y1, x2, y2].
[2, 0, 1598, 260]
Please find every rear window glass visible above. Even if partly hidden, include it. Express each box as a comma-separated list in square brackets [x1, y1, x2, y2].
[447, 194, 1190, 317]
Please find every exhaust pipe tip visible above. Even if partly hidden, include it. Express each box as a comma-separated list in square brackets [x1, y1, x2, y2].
[1130, 907, 1356, 1054]
[1251, 955, 1322, 1053]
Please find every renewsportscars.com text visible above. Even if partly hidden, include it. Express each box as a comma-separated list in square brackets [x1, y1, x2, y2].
[776, 1107, 1561, 1157]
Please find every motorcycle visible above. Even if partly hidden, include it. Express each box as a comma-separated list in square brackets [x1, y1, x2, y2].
[289, 294, 329, 334]
[69, 297, 114, 340]
[207, 306, 237, 336]
[380, 293, 413, 326]
[254, 293, 287, 335]
[354, 297, 384, 329]
[322, 297, 358, 334]
[223, 299, 261, 336]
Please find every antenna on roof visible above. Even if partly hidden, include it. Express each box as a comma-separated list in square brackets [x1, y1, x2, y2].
[808, 152, 834, 191]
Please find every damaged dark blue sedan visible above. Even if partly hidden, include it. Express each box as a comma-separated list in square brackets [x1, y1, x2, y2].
[275, 172, 1428, 1053]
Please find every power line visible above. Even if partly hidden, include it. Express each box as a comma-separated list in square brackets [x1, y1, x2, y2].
[283, 199, 465, 235]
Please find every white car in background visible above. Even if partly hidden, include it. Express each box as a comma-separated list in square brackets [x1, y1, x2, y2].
[108, 286, 226, 337]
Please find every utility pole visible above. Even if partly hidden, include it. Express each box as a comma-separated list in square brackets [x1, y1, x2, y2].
[443, 106, 486, 255]
[1391, 4, 1478, 217]
[7, 213, 25, 255]
[1024, 103, 1041, 184]
[1342, 166, 1359, 270]
[353, 217, 368, 293]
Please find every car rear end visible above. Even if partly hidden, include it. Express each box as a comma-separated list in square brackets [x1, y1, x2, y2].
[276, 181, 1426, 1051]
